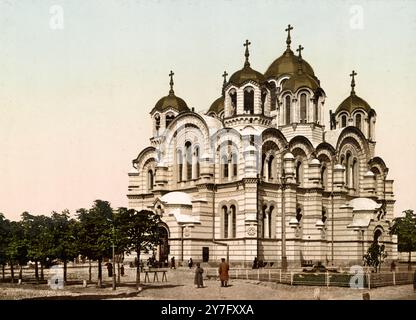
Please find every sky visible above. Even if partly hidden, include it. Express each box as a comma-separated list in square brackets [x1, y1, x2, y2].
[0, 0, 415, 220]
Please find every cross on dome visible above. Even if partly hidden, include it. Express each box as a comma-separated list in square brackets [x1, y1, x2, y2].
[169, 70, 175, 95]
[285, 24, 294, 50]
[350, 70, 357, 95]
[244, 39, 251, 67]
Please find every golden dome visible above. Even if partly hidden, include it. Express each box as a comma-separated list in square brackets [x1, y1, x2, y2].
[207, 96, 224, 115]
[335, 94, 371, 114]
[264, 49, 315, 79]
[152, 93, 189, 114]
[229, 65, 266, 86]
[282, 70, 320, 92]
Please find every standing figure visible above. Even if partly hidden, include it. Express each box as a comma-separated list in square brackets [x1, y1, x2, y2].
[218, 258, 230, 287]
[170, 256, 176, 269]
[188, 258, 193, 269]
[194, 262, 204, 288]
[252, 257, 258, 269]
[120, 264, 125, 276]
[107, 262, 113, 277]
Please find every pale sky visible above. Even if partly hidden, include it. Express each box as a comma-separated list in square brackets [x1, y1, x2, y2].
[0, 0, 415, 220]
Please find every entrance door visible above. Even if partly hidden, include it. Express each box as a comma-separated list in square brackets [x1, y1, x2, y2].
[159, 227, 169, 266]
[202, 247, 209, 262]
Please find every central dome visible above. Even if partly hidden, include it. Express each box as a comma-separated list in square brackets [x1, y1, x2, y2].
[152, 94, 189, 113]
[264, 49, 315, 80]
[336, 94, 371, 114]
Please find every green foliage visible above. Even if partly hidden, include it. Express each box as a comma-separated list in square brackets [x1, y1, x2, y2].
[390, 209, 416, 253]
[6, 220, 28, 265]
[0, 213, 11, 265]
[49, 210, 79, 263]
[363, 242, 387, 272]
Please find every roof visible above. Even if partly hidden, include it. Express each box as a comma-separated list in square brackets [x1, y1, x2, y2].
[229, 65, 266, 86]
[151, 93, 189, 114]
[324, 128, 343, 148]
[264, 49, 315, 80]
[207, 96, 224, 115]
[282, 70, 320, 92]
[349, 197, 381, 212]
[200, 114, 223, 136]
[160, 191, 193, 206]
[335, 93, 372, 114]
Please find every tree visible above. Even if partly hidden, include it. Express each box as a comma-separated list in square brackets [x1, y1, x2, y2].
[49, 211, 79, 283]
[76, 200, 113, 287]
[21, 212, 54, 282]
[6, 221, 28, 282]
[0, 213, 11, 281]
[363, 242, 387, 273]
[117, 208, 161, 289]
[390, 209, 416, 270]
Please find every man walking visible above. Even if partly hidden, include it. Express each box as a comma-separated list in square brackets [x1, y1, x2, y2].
[218, 258, 230, 287]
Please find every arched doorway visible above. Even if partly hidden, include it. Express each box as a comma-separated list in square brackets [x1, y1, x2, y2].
[158, 226, 170, 267]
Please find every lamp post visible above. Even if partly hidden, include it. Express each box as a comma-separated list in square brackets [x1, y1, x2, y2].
[107, 217, 116, 291]
[280, 171, 288, 271]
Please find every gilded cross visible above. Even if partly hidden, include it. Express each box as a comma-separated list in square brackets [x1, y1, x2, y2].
[285, 24, 294, 48]
[350, 70, 357, 94]
[244, 39, 251, 67]
[169, 70, 174, 94]
[296, 45, 304, 59]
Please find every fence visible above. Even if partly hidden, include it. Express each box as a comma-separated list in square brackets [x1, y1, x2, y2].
[204, 268, 415, 289]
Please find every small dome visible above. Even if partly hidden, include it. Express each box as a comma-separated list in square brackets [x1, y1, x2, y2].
[152, 93, 189, 114]
[282, 71, 320, 92]
[229, 65, 266, 86]
[264, 49, 315, 80]
[207, 96, 224, 115]
[283, 152, 294, 160]
[364, 170, 375, 177]
[244, 145, 257, 153]
[160, 191, 193, 206]
[335, 93, 371, 114]
[349, 197, 381, 212]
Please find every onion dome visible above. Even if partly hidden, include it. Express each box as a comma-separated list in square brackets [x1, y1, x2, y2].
[282, 45, 321, 92]
[335, 71, 372, 114]
[150, 70, 189, 114]
[264, 25, 315, 79]
[207, 71, 228, 115]
[228, 40, 266, 86]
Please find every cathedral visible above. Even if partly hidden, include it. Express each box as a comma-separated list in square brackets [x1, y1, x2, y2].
[127, 25, 397, 268]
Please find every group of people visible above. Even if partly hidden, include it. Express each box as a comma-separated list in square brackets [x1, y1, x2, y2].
[106, 262, 125, 277]
[194, 258, 230, 289]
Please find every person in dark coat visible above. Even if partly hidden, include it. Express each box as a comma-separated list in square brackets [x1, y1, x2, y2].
[194, 263, 204, 288]
[107, 262, 113, 277]
[188, 258, 193, 269]
[170, 256, 176, 269]
[218, 258, 230, 287]
[120, 264, 125, 276]
[252, 257, 258, 269]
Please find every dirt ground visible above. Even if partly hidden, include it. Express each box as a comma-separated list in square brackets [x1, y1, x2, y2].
[0, 268, 415, 300]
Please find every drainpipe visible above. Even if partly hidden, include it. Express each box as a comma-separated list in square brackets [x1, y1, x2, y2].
[331, 156, 335, 265]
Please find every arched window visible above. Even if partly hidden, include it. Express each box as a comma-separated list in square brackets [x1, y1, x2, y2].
[296, 161, 303, 185]
[268, 155, 274, 180]
[268, 206, 274, 238]
[177, 150, 183, 182]
[314, 101, 319, 123]
[346, 153, 351, 187]
[355, 113, 362, 131]
[222, 155, 228, 179]
[166, 114, 175, 128]
[300, 93, 307, 122]
[155, 114, 160, 133]
[147, 170, 154, 191]
[352, 159, 358, 191]
[229, 90, 237, 115]
[322, 207, 327, 223]
[296, 206, 303, 222]
[321, 166, 327, 189]
[231, 153, 238, 178]
[341, 115, 347, 128]
[285, 95, 291, 124]
[195, 146, 200, 178]
[230, 205, 236, 238]
[223, 206, 228, 238]
[261, 89, 267, 112]
[185, 141, 192, 180]
[262, 205, 268, 238]
[244, 87, 254, 114]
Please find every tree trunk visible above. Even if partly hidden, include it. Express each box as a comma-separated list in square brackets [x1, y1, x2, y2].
[35, 260, 39, 283]
[88, 259, 92, 282]
[136, 250, 141, 289]
[10, 263, 14, 283]
[408, 251, 412, 271]
[117, 262, 121, 284]
[97, 258, 102, 287]
[63, 260, 67, 284]
[40, 263, 44, 281]
[2, 264, 5, 281]
[19, 265, 23, 281]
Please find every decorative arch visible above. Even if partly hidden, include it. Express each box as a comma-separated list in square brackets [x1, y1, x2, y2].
[336, 126, 370, 156]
